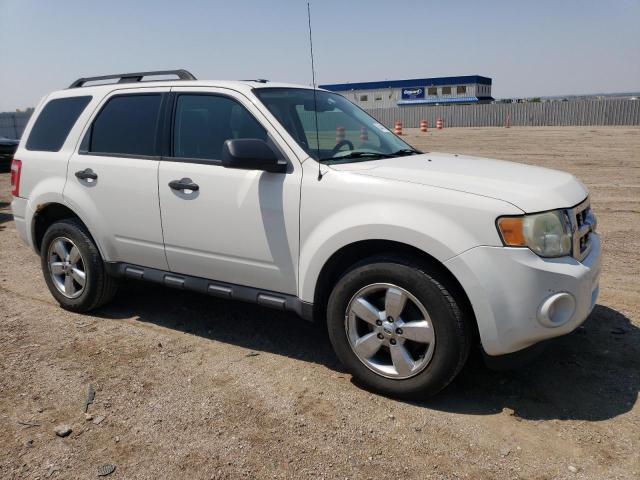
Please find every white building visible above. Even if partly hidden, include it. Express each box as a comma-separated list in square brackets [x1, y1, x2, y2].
[320, 75, 493, 108]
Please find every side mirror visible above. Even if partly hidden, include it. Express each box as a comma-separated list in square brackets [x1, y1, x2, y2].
[222, 139, 287, 173]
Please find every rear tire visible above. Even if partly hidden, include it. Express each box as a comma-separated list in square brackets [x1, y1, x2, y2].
[41, 218, 118, 312]
[326, 255, 471, 399]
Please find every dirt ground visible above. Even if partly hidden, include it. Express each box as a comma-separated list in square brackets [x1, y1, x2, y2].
[1, 127, 638, 480]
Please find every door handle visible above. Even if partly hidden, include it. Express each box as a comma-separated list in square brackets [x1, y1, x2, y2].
[75, 168, 98, 181]
[168, 178, 199, 191]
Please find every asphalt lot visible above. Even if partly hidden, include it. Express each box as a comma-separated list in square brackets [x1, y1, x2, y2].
[1, 127, 638, 479]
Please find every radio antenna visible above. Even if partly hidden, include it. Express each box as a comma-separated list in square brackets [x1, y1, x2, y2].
[307, 2, 322, 180]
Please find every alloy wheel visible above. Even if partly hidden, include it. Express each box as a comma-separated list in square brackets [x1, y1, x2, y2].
[48, 237, 87, 299]
[345, 283, 436, 379]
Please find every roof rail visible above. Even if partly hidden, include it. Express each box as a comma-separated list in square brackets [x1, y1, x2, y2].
[68, 69, 196, 88]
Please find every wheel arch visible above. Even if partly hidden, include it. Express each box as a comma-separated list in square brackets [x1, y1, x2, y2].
[311, 239, 478, 340]
[31, 202, 102, 257]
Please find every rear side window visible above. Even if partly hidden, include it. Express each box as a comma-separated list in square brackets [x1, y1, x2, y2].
[173, 94, 267, 161]
[88, 94, 162, 157]
[26, 96, 91, 151]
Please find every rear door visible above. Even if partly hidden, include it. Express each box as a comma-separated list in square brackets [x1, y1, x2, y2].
[64, 87, 169, 270]
[157, 87, 301, 294]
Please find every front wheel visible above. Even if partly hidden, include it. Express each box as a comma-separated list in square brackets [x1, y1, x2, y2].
[41, 218, 118, 312]
[326, 256, 471, 399]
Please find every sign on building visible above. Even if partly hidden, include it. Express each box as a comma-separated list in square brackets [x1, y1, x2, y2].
[401, 87, 425, 101]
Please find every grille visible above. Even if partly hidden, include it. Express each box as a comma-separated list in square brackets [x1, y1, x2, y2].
[569, 198, 595, 262]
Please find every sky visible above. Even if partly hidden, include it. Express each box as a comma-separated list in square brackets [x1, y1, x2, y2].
[0, 0, 639, 111]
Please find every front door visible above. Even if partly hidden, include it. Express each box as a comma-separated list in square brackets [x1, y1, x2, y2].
[64, 88, 169, 270]
[157, 88, 301, 295]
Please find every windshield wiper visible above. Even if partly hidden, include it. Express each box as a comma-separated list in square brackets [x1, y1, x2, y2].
[319, 151, 393, 163]
[319, 148, 423, 163]
[390, 148, 423, 156]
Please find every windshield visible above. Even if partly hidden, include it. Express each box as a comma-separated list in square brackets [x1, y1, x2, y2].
[254, 88, 419, 164]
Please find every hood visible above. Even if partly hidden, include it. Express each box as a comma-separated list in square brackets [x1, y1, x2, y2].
[329, 152, 588, 212]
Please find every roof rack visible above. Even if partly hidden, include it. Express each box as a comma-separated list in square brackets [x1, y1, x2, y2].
[242, 78, 269, 83]
[68, 69, 196, 88]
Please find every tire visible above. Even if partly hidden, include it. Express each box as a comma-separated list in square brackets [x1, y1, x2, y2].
[40, 218, 118, 312]
[326, 255, 471, 399]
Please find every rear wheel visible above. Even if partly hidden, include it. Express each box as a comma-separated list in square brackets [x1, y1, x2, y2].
[326, 256, 471, 399]
[41, 218, 118, 312]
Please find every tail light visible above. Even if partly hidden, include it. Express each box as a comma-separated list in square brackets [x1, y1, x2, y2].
[10, 159, 22, 197]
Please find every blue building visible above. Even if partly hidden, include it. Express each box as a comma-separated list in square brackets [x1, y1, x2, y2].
[319, 75, 493, 108]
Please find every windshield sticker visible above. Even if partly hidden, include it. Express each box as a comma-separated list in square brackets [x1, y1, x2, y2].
[373, 122, 390, 133]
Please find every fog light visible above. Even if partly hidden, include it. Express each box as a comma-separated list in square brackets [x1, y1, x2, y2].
[537, 292, 576, 327]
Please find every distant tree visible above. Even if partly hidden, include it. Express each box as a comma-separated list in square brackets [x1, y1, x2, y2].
[530, 97, 541, 102]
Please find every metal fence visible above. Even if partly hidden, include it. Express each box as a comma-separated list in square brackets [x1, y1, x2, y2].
[366, 99, 640, 128]
[0, 111, 31, 139]
[1, 99, 638, 140]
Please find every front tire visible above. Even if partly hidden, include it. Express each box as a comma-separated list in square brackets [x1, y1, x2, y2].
[41, 218, 118, 312]
[326, 256, 471, 399]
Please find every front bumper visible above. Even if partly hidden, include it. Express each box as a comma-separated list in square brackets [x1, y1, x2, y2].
[445, 233, 601, 356]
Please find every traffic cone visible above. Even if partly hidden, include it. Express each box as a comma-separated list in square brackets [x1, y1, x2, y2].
[360, 126, 368, 142]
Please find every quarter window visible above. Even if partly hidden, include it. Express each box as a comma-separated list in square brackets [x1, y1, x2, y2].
[89, 94, 161, 156]
[26, 96, 91, 152]
[172, 94, 267, 161]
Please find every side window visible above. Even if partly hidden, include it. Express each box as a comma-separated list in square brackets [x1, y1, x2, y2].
[88, 94, 162, 156]
[173, 94, 268, 161]
[26, 96, 92, 152]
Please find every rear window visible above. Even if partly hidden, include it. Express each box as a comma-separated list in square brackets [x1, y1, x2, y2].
[26, 96, 92, 151]
[88, 94, 162, 157]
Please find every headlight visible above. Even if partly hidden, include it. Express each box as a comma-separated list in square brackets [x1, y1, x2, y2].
[497, 210, 572, 257]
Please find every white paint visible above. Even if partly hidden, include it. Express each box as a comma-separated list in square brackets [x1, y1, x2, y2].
[11, 78, 601, 357]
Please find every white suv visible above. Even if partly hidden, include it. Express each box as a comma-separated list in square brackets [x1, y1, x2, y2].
[10, 70, 600, 398]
